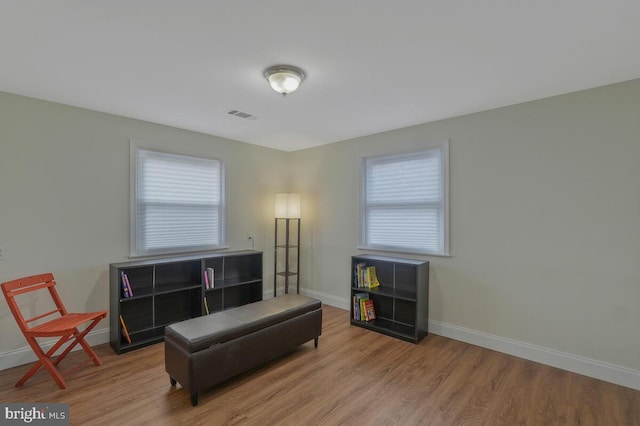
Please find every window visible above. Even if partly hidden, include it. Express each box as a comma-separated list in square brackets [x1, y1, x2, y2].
[131, 145, 225, 256]
[362, 142, 449, 255]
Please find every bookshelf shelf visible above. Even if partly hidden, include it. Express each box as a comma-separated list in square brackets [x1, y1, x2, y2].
[110, 250, 263, 354]
[351, 317, 416, 340]
[119, 290, 153, 302]
[350, 254, 429, 343]
[349, 286, 417, 302]
[274, 217, 300, 296]
[213, 276, 263, 288]
[152, 282, 202, 296]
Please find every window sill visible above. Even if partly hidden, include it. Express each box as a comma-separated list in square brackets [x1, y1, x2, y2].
[356, 246, 451, 259]
[129, 246, 231, 260]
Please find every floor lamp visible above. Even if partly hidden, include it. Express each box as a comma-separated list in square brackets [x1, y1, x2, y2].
[274, 193, 300, 296]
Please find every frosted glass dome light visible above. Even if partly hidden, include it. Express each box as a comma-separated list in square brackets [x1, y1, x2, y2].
[264, 65, 305, 96]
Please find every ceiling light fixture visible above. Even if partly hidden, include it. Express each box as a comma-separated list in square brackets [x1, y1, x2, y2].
[264, 65, 305, 97]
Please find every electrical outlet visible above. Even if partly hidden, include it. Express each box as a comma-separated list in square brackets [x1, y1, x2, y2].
[0, 245, 5, 261]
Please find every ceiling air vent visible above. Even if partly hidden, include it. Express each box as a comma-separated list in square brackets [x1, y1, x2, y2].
[226, 109, 258, 120]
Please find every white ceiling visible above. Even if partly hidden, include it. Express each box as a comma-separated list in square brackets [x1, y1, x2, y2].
[2, 1, 639, 152]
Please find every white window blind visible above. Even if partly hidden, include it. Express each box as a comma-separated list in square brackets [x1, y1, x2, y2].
[363, 145, 448, 255]
[133, 147, 224, 256]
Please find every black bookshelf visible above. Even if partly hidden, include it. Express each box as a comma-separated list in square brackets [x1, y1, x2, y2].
[110, 250, 262, 354]
[350, 254, 429, 343]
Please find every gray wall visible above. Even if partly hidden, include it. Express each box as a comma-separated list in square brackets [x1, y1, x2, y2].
[0, 92, 289, 365]
[290, 79, 640, 383]
[1, 80, 639, 388]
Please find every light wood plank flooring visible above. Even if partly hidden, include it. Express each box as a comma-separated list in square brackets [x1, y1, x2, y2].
[1, 305, 638, 425]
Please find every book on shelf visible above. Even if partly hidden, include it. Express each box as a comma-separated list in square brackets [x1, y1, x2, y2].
[124, 272, 133, 296]
[203, 297, 210, 315]
[203, 270, 210, 289]
[119, 315, 132, 344]
[353, 295, 357, 319]
[120, 271, 131, 298]
[363, 299, 376, 321]
[206, 268, 215, 289]
[354, 264, 381, 289]
[353, 292, 368, 321]
[355, 262, 366, 287]
[366, 266, 380, 289]
[360, 297, 369, 321]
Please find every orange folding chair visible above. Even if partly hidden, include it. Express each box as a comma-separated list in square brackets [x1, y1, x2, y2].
[1, 273, 107, 389]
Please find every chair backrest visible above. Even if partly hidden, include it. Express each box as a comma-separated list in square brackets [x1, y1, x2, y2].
[1, 273, 68, 333]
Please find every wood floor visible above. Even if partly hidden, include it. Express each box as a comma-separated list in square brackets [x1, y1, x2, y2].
[1, 305, 638, 425]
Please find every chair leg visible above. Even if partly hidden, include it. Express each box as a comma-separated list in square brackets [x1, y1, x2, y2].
[16, 317, 105, 389]
[47, 318, 105, 386]
[16, 336, 68, 389]
[40, 356, 68, 389]
[74, 317, 105, 366]
[17, 357, 68, 389]
[53, 318, 104, 367]
[49, 332, 76, 367]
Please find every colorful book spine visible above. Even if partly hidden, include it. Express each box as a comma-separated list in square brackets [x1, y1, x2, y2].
[366, 266, 380, 289]
[354, 292, 368, 321]
[120, 315, 132, 344]
[204, 270, 210, 289]
[360, 298, 368, 321]
[123, 273, 133, 296]
[353, 296, 358, 320]
[120, 271, 130, 298]
[364, 299, 376, 321]
[355, 263, 366, 287]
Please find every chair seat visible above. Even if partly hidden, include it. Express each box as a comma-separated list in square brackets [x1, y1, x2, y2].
[29, 311, 107, 337]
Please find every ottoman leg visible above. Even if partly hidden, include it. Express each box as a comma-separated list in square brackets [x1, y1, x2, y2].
[191, 392, 198, 406]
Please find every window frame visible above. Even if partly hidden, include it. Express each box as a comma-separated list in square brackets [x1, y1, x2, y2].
[360, 141, 450, 257]
[129, 141, 227, 257]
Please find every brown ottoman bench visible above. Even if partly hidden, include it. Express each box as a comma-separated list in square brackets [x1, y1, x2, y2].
[164, 294, 322, 405]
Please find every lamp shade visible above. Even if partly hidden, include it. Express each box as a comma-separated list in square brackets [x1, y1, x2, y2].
[275, 193, 300, 218]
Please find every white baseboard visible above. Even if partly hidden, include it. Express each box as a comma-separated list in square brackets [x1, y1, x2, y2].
[0, 328, 110, 372]
[295, 289, 640, 390]
[428, 319, 640, 391]
[299, 288, 350, 310]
